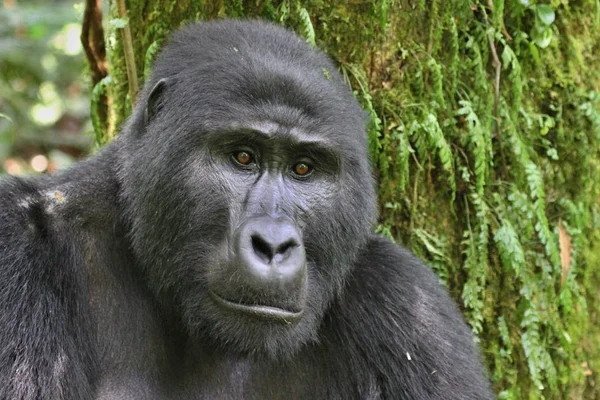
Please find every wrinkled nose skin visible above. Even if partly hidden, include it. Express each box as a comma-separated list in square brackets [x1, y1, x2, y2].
[235, 216, 307, 298]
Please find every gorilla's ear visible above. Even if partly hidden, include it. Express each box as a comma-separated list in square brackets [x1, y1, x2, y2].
[144, 78, 170, 125]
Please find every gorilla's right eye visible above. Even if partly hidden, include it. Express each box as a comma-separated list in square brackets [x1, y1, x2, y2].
[233, 150, 254, 166]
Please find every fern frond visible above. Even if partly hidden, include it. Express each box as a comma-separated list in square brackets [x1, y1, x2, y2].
[298, 8, 316, 47]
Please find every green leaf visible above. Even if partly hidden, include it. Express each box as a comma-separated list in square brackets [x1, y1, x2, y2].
[110, 17, 129, 29]
[536, 5, 556, 26]
[528, 41, 542, 65]
[532, 26, 552, 48]
[546, 148, 559, 160]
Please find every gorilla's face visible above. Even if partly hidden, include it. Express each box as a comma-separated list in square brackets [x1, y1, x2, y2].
[119, 22, 376, 357]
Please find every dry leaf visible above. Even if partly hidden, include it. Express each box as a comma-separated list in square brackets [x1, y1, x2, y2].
[559, 219, 572, 286]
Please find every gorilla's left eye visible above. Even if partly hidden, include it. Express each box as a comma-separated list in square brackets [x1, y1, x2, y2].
[293, 162, 312, 177]
[233, 150, 254, 166]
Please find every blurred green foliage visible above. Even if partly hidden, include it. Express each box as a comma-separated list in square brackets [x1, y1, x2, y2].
[0, 0, 92, 174]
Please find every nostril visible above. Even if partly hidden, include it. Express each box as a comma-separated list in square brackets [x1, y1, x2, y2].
[251, 234, 273, 263]
[276, 239, 297, 257]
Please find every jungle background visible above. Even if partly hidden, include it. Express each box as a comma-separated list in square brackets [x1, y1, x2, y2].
[1, 0, 599, 398]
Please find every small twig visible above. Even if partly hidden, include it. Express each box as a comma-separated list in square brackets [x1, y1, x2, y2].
[81, 0, 107, 85]
[81, 0, 109, 139]
[368, 50, 375, 90]
[487, 31, 501, 132]
[116, 0, 139, 107]
[483, 0, 512, 41]
[501, 25, 513, 42]
[426, 0, 440, 55]
[409, 168, 420, 236]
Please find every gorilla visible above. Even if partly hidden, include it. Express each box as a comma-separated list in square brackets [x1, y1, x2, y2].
[0, 20, 493, 399]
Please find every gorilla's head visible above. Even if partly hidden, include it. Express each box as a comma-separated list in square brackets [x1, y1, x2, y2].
[118, 20, 376, 358]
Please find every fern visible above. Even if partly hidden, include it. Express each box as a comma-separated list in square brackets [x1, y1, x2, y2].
[341, 64, 382, 162]
[524, 162, 561, 270]
[91, 75, 113, 145]
[456, 100, 492, 195]
[500, 43, 523, 118]
[492, 0, 505, 32]
[396, 127, 411, 193]
[298, 8, 316, 47]
[144, 41, 161, 80]
[461, 191, 489, 335]
[428, 58, 445, 108]
[422, 113, 456, 202]
[497, 316, 513, 361]
[494, 219, 525, 277]
[377, 0, 390, 30]
[414, 228, 450, 285]
[447, 17, 460, 95]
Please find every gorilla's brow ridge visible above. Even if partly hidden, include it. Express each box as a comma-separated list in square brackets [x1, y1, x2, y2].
[207, 127, 340, 163]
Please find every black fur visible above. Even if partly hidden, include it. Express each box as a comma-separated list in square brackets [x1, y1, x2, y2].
[0, 20, 493, 399]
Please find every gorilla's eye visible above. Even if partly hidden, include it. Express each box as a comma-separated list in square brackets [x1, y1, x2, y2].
[233, 151, 254, 166]
[293, 162, 312, 177]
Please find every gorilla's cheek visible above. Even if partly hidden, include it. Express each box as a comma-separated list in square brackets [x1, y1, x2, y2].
[125, 151, 233, 303]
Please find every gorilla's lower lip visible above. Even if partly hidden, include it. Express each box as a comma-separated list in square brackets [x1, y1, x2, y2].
[209, 291, 304, 322]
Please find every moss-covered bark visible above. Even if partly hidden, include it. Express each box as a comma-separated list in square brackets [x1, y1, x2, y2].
[95, 1, 600, 398]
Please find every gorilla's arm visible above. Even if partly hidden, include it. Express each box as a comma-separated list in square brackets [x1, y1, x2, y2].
[332, 236, 493, 399]
[0, 177, 96, 399]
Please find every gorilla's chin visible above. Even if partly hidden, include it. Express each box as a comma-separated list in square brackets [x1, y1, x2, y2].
[208, 290, 304, 323]
[183, 285, 322, 358]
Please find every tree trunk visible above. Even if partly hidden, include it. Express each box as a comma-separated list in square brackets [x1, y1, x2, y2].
[87, 1, 600, 398]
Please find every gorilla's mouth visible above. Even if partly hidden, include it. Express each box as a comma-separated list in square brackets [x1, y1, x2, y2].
[209, 291, 304, 322]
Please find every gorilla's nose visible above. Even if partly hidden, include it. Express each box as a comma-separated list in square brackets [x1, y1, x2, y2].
[236, 216, 306, 294]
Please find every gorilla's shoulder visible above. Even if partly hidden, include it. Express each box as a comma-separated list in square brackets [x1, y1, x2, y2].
[0, 157, 119, 240]
[327, 235, 492, 398]
[354, 235, 451, 297]
[0, 176, 98, 400]
[0, 176, 51, 235]
[334, 235, 472, 337]
[0, 176, 81, 257]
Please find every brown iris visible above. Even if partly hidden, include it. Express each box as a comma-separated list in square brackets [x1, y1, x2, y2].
[294, 162, 311, 176]
[235, 151, 252, 165]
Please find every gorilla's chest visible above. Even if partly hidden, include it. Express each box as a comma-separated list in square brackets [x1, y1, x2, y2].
[95, 353, 347, 400]
[174, 354, 334, 399]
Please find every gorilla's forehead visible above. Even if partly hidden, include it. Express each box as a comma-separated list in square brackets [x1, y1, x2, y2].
[148, 21, 368, 148]
[161, 69, 367, 150]
[196, 109, 362, 151]
[170, 61, 363, 129]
